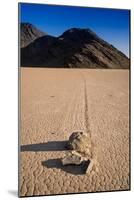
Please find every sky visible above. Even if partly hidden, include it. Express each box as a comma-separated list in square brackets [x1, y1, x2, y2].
[20, 3, 130, 57]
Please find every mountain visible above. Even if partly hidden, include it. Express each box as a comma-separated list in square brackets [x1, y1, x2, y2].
[20, 25, 129, 69]
[20, 23, 46, 48]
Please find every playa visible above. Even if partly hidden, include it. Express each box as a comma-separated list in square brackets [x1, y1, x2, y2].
[19, 68, 129, 196]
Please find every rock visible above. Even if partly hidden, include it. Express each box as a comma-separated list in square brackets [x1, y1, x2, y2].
[61, 151, 87, 166]
[77, 159, 94, 174]
[67, 131, 92, 157]
[61, 131, 95, 174]
[62, 152, 94, 174]
[85, 159, 94, 174]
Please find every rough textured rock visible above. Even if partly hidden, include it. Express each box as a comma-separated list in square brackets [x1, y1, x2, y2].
[61, 151, 92, 174]
[62, 131, 93, 174]
[85, 159, 94, 174]
[61, 151, 85, 165]
[67, 131, 92, 157]
[20, 23, 46, 48]
[21, 25, 129, 69]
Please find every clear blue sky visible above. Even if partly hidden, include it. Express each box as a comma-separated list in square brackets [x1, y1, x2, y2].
[19, 3, 130, 57]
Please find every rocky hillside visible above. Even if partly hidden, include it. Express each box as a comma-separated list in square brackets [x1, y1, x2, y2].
[20, 24, 129, 69]
[20, 23, 46, 48]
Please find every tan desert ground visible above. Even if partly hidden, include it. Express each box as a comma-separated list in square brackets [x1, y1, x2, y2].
[19, 68, 130, 197]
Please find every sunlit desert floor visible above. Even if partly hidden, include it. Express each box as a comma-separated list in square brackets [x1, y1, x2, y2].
[19, 68, 130, 197]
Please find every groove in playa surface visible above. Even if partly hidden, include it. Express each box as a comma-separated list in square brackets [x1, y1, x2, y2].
[80, 72, 91, 138]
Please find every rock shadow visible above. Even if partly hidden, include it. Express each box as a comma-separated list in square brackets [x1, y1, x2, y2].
[42, 158, 90, 175]
[21, 140, 68, 152]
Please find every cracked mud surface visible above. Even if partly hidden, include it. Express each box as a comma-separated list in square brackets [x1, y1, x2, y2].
[19, 68, 130, 197]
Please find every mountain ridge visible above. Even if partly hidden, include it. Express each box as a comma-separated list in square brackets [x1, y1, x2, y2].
[20, 23, 129, 69]
[20, 23, 47, 48]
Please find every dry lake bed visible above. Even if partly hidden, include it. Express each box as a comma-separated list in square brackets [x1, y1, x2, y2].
[19, 68, 130, 197]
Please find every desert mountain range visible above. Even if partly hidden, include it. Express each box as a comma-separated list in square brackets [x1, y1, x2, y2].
[20, 23, 129, 69]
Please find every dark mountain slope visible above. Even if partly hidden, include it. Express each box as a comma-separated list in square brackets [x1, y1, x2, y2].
[20, 23, 46, 48]
[21, 26, 129, 69]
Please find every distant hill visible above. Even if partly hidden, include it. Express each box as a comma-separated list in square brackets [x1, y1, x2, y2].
[20, 23, 46, 48]
[20, 24, 129, 69]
